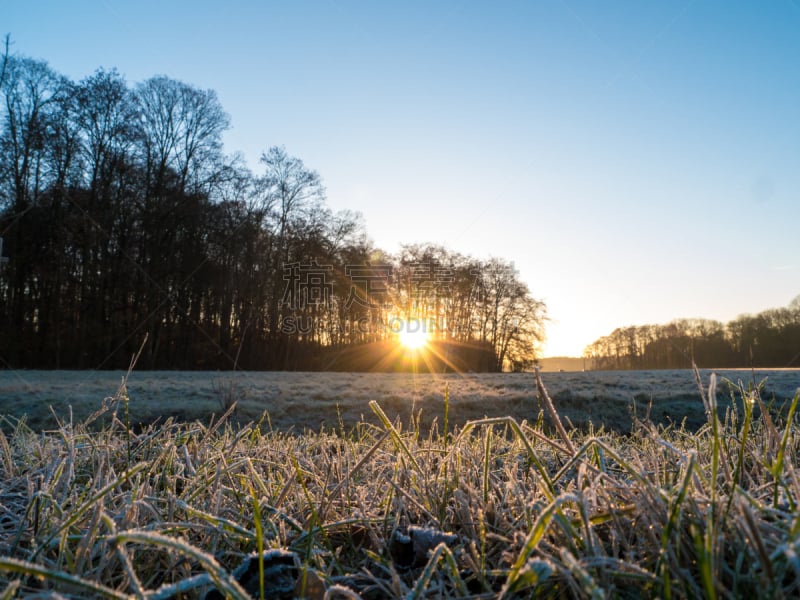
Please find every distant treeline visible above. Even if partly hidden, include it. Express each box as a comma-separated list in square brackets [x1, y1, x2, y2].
[0, 49, 546, 370]
[584, 299, 800, 370]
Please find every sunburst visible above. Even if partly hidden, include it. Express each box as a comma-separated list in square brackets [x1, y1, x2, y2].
[397, 319, 429, 350]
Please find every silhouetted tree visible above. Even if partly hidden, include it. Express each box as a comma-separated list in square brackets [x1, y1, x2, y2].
[254, 146, 326, 362]
[585, 298, 800, 369]
[0, 50, 549, 372]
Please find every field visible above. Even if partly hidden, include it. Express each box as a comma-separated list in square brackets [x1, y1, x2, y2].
[2, 369, 799, 433]
[0, 369, 799, 598]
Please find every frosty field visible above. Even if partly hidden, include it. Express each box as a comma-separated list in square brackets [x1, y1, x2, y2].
[1, 368, 800, 598]
[1, 369, 798, 432]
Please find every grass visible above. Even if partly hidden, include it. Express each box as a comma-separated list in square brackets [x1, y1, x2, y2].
[0, 370, 798, 598]
[5, 369, 799, 434]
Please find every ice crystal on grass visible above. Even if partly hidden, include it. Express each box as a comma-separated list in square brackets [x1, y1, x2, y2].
[0, 374, 798, 598]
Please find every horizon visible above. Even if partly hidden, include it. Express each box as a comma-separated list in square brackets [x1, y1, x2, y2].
[4, 1, 800, 357]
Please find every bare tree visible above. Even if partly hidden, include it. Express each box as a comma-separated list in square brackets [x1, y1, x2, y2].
[0, 55, 66, 211]
[136, 75, 229, 195]
[0, 35, 10, 95]
[256, 146, 326, 352]
[1, 48, 557, 372]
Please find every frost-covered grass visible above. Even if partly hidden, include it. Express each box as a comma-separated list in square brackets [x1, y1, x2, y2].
[0, 371, 799, 598]
[2, 368, 799, 433]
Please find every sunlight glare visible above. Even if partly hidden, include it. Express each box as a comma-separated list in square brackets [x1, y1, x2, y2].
[397, 320, 429, 350]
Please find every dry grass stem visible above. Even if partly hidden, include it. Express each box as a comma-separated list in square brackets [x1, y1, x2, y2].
[0, 373, 797, 598]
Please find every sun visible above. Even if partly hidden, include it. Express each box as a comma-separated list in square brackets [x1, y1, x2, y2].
[397, 320, 429, 350]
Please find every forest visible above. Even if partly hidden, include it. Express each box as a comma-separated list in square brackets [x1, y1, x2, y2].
[0, 49, 546, 371]
[584, 297, 800, 370]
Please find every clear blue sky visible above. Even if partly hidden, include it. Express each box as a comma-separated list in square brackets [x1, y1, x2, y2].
[4, 0, 800, 356]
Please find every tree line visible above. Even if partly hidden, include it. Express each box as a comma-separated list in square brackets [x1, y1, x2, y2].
[0, 46, 546, 371]
[583, 296, 800, 370]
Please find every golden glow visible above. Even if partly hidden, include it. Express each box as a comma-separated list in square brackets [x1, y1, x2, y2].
[397, 319, 429, 350]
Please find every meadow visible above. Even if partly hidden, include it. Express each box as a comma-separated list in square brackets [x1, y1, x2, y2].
[2, 369, 799, 433]
[0, 368, 799, 598]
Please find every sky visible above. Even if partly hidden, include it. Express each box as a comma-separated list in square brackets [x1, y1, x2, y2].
[3, 0, 800, 357]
